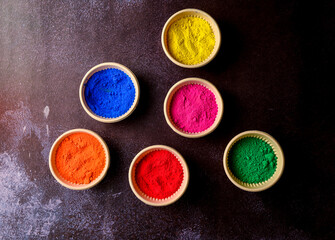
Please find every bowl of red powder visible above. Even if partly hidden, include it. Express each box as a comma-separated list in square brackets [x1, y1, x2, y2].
[223, 130, 285, 192]
[128, 145, 189, 206]
[164, 78, 224, 138]
[49, 129, 110, 190]
[79, 62, 140, 123]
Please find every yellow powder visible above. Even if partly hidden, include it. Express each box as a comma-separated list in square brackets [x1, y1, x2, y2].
[167, 16, 215, 65]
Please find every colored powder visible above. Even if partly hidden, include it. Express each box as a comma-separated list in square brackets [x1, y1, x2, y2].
[84, 68, 135, 118]
[55, 133, 106, 184]
[135, 150, 184, 199]
[167, 16, 215, 65]
[228, 137, 277, 184]
[170, 84, 218, 133]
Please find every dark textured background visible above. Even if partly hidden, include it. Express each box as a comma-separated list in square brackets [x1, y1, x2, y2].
[0, 0, 334, 239]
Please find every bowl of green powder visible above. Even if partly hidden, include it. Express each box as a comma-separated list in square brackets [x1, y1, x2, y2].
[79, 62, 140, 123]
[223, 130, 284, 192]
[161, 9, 221, 68]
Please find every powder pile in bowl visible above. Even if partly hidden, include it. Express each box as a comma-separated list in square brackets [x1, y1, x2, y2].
[84, 68, 135, 118]
[167, 16, 215, 65]
[55, 132, 106, 184]
[135, 150, 184, 199]
[228, 137, 277, 184]
[170, 84, 218, 133]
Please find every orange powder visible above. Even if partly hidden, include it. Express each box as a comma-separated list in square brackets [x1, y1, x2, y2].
[55, 132, 106, 184]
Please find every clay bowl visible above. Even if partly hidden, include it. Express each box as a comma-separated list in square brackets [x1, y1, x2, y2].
[49, 129, 110, 190]
[223, 130, 284, 192]
[79, 62, 140, 123]
[164, 78, 224, 138]
[161, 8, 221, 68]
[128, 145, 189, 206]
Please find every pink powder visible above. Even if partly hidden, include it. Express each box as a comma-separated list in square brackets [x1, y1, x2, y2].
[170, 84, 218, 133]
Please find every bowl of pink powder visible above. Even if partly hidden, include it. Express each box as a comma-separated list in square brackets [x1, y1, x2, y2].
[164, 78, 224, 138]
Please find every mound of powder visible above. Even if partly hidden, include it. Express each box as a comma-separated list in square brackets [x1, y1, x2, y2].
[167, 16, 215, 65]
[228, 137, 277, 183]
[55, 133, 106, 184]
[84, 68, 135, 118]
[170, 84, 218, 133]
[135, 150, 184, 199]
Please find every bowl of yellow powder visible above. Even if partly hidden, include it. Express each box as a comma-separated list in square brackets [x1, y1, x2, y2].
[223, 130, 285, 192]
[161, 9, 221, 68]
[49, 129, 110, 190]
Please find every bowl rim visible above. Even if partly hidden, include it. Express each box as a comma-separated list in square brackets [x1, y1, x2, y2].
[161, 8, 221, 68]
[79, 62, 140, 123]
[128, 145, 190, 206]
[49, 128, 110, 190]
[223, 130, 285, 192]
[163, 77, 224, 138]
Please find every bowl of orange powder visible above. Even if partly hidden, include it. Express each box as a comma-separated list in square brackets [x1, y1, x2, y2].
[128, 145, 189, 206]
[49, 129, 110, 190]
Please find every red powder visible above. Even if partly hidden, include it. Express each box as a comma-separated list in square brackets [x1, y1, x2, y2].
[135, 150, 184, 199]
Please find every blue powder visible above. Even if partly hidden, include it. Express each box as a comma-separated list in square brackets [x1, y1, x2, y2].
[84, 68, 136, 118]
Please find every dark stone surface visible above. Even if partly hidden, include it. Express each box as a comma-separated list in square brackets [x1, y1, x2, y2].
[0, 0, 334, 239]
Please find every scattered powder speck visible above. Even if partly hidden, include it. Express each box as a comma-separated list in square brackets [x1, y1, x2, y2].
[177, 225, 202, 240]
[0, 152, 62, 237]
[46, 124, 49, 137]
[111, 192, 122, 198]
[0, 102, 118, 238]
[0, 102, 61, 237]
[43, 106, 50, 119]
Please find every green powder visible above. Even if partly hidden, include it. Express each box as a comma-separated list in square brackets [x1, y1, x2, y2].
[228, 137, 277, 184]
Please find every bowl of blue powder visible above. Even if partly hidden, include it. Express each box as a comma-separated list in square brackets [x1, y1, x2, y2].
[80, 62, 140, 123]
